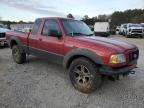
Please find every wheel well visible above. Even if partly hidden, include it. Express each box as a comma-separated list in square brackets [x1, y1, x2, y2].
[66, 55, 101, 69]
[10, 40, 18, 48]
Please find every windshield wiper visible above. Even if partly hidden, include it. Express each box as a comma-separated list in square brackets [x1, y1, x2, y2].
[68, 32, 93, 36]
[68, 32, 85, 36]
[86, 33, 94, 36]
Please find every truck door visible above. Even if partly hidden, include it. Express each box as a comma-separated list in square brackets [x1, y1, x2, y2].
[37, 19, 64, 63]
[28, 19, 42, 54]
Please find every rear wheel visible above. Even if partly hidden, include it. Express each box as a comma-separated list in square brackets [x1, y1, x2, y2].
[69, 58, 102, 93]
[12, 45, 26, 64]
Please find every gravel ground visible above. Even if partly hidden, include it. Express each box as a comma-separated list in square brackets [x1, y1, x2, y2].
[0, 35, 144, 108]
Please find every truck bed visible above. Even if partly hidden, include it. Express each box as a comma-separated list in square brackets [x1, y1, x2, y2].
[6, 30, 28, 46]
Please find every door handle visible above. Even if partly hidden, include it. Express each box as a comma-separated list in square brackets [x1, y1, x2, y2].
[39, 38, 42, 41]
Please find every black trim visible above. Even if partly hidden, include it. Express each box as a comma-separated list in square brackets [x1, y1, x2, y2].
[23, 45, 64, 64]
[63, 48, 104, 68]
[99, 64, 137, 75]
[94, 32, 110, 37]
[9, 36, 25, 53]
[9, 36, 21, 47]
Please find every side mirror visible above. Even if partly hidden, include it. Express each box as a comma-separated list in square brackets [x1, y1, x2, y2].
[29, 29, 32, 33]
[28, 29, 32, 36]
[91, 28, 94, 31]
[49, 29, 61, 38]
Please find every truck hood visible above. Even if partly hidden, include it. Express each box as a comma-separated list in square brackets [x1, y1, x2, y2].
[0, 28, 10, 33]
[75, 36, 136, 52]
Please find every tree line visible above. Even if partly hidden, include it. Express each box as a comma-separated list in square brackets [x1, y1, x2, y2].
[81, 9, 144, 29]
[1, 9, 144, 30]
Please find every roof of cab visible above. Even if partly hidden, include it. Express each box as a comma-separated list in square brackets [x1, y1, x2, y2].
[36, 17, 74, 20]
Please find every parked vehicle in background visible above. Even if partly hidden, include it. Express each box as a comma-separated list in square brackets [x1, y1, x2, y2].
[125, 23, 144, 38]
[94, 22, 110, 37]
[6, 17, 139, 93]
[141, 23, 144, 29]
[0, 23, 10, 47]
[115, 26, 120, 35]
[119, 24, 127, 36]
[141, 23, 144, 36]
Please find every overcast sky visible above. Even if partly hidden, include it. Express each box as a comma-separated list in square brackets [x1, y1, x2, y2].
[0, 0, 143, 21]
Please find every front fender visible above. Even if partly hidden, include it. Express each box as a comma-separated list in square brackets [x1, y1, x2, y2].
[63, 48, 104, 68]
[9, 36, 22, 48]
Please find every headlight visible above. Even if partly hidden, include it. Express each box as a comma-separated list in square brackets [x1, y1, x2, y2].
[109, 54, 126, 64]
[129, 29, 131, 32]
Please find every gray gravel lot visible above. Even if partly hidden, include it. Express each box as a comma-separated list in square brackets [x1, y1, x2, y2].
[0, 35, 144, 108]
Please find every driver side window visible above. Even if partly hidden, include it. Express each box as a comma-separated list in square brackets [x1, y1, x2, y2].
[31, 19, 41, 35]
[42, 19, 61, 36]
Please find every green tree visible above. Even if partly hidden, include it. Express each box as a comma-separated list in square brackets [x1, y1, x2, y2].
[110, 9, 144, 29]
[67, 13, 74, 19]
[83, 15, 89, 20]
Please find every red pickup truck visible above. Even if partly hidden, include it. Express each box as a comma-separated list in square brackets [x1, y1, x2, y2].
[6, 17, 139, 93]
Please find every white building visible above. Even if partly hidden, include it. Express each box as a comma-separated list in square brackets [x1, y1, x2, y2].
[10, 23, 33, 31]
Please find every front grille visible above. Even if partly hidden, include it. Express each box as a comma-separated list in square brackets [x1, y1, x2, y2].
[129, 50, 139, 62]
[0, 33, 5, 38]
[132, 29, 142, 33]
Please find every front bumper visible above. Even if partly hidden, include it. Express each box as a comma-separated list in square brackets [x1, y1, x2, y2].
[127, 32, 143, 36]
[100, 64, 137, 75]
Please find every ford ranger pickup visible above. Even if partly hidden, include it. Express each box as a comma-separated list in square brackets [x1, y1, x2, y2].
[6, 17, 139, 93]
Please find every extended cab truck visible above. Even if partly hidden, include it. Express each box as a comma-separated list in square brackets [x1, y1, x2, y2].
[6, 17, 139, 93]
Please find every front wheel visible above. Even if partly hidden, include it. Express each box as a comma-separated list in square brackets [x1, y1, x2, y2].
[69, 58, 102, 93]
[12, 45, 26, 64]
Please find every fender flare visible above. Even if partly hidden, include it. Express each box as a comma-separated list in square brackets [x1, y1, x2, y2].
[63, 48, 104, 68]
[9, 36, 21, 47]
[9, 36, 25, 53]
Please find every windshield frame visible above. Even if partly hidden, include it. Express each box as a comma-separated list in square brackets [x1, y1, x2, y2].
[60, 18, 93, 37]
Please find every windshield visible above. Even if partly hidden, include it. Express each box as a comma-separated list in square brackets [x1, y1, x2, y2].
[129, 24, 142, 27]
[61, 19, 93, 36]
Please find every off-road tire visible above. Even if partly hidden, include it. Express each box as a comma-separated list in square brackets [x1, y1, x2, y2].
[12, 45, 26, 64]
[69, 57, 102, 93]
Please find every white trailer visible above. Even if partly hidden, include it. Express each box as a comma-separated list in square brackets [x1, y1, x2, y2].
[94, 22, 110, 37]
